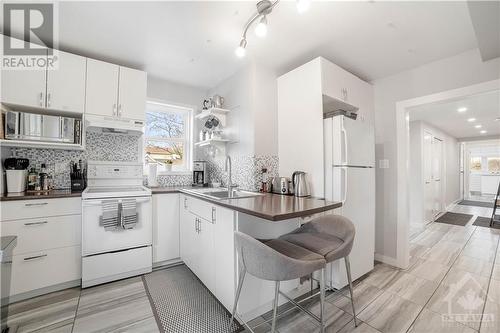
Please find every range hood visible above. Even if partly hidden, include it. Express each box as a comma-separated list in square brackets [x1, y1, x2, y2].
[85, 114, 144, 134]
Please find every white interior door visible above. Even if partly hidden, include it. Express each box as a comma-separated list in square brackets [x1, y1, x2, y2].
[423, 131, 434, 222]
[432, 138, 444, 216]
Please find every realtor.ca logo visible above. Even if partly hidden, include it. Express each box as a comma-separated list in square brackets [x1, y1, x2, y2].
[2, 3, 58, 70]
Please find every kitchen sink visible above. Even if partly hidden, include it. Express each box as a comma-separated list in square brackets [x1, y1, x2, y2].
[184, 189, 263, 200]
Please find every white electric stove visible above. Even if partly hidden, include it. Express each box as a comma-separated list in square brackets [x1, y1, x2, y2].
[81, 161, 152, 288]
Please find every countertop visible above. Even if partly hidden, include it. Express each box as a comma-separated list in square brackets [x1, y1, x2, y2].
[151, 186, 342, 221]
[0, 190, 82, 201]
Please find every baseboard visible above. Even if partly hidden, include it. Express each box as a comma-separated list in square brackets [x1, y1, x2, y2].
[446, 198, 461, 211]
[375, 253, 405, 269]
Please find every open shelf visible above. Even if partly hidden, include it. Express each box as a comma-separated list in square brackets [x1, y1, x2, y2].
[194, 107, 230, 120]
[194, 138, 230, 147]
[0, 139, 85, 151]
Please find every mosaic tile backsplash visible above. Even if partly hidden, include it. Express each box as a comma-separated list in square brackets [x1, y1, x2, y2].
[206, 155, 279, 191]
[8, 131, 141, 189]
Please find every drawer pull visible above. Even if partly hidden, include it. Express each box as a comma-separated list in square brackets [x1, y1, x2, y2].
[23, 254, 47, 261]
[2, 260, 12, 264]
[25, 202, 48, 207]
[24, 221, 48, 226]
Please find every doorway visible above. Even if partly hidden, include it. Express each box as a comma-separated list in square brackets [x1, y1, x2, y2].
[395, 79, 500, 269]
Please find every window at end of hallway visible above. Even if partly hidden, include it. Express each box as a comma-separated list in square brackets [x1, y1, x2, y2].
[144, 101, 193, 174]
[470, 157, 482, 171]
[487, 157, 500, 173]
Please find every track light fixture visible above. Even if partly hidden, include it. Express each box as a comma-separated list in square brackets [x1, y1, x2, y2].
[235, 0, 310, 57]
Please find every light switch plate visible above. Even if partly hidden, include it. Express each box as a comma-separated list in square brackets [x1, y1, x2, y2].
[379, 159, 389, 169]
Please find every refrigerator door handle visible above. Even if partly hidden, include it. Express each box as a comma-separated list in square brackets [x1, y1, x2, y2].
[342, 125, 348, 165]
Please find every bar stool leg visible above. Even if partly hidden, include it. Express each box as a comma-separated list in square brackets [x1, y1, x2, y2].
[320, 268, 326, 333]
[345, 256, 358, 327]
[229, 267, 246, 333]
[271, 281, 280, 333]
[310, 273, 314, 294]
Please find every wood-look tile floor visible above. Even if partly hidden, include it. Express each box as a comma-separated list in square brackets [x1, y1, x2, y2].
[5, 204, 499, 333]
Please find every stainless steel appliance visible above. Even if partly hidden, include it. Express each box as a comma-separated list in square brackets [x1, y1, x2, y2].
[193, 161, 208, 186]
[5, 111, 78, 143]
[292, 171, 311, 197]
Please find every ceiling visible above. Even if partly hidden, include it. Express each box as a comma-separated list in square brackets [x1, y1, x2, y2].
[409, 90, 500, 139]
[3, 1, 479, 88]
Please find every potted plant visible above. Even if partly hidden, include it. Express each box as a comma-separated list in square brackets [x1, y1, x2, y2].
[164, 159, 173, 172]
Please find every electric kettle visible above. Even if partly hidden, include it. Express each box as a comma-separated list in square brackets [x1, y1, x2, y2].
[292, 171, 311, 197]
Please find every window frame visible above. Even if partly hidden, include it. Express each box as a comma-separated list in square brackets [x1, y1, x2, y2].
[143, 100, 194, 175]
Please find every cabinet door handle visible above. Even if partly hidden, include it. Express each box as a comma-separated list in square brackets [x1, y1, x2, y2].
[184, 197, 188, 209]
[195, 218, 198, 232]
[25, 202, 48, 207]
[113, 104, 117, 116]
[118, 104, 122, 117]
[39, 92, 44, 106]
[198, 218, 201, 233]
[212, 207, 216, 223]
[23, 254, 47, 261]
[47, 92, 51, 107]
[24, 221, 48, 226]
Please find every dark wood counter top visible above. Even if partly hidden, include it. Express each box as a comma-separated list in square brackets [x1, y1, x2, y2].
[0, 190, 82, 201]
[180, 190, 342, 221]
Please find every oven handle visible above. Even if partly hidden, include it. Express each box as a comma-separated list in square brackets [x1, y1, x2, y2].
[82, 197, 152, 207]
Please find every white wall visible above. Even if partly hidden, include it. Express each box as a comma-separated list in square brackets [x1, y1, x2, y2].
[409, 120, 460, 225]
[207, 61, 278, 157]
[147, 76, 206, 108]
[409, 121, 423, 225]
[373, 48, 500, 260]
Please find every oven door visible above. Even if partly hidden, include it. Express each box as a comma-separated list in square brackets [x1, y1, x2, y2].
[82, 196, 152, 256]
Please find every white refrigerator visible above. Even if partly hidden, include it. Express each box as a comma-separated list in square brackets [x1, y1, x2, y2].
[323, 114, 375, 288]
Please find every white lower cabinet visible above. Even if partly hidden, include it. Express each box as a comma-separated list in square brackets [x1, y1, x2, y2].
[152, 193, 180, 264]
[179, 194, 236, 310]
[10, 246, 81, 296]
[0, 198, 82, 300]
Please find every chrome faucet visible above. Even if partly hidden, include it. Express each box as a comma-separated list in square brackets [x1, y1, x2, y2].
[225, 155, 232, 194]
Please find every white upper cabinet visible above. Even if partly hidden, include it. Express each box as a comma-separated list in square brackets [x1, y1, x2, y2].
[1, 38, 47, 109]
[86, 59, 146, 121]
[85, 59, 119, 117]
[118, 67, 147, 121]
[46, 50, 86, 113]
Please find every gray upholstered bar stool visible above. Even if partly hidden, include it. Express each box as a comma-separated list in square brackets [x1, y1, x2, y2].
[279, 214, 358, 326]
[229, 231, 327, 333]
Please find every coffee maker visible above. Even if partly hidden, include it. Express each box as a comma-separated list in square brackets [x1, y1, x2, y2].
[192, 161, 208, 186]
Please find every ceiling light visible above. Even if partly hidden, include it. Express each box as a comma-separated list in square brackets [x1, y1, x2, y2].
[236, 0, 310, 57]
[475, 124, 482, 128]
[467, 118, 476, 122]
[480, 130, 487, 134]
[254, 16, 268, 37]
[296, 0, 311, 14]
[235, 39, 247, 57]
[457, 107, 467, 113]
